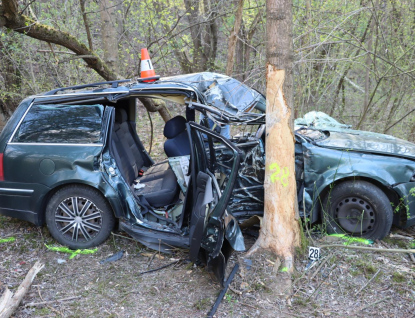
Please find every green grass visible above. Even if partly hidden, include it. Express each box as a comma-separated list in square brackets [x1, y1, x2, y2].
[193, 297, 211, 310]
[392, 272, 406, 283]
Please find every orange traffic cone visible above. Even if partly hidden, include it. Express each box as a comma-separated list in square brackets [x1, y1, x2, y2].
[140, 48, 156, 82]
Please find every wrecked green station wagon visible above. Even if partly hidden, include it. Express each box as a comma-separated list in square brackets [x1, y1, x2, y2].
[0, 72, 414, 282]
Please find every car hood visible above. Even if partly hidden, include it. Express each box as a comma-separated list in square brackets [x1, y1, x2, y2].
[295, 111, 415, 159]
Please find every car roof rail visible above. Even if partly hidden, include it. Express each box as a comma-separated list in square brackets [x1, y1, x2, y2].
[136, 75, 160, 83]
[43, 79, 132, 95]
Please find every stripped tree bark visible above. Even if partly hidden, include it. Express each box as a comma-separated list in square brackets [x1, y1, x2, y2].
[248, 0, 301, 273]
[0, 0, 171, 122]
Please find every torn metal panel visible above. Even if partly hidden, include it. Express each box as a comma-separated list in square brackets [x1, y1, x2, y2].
[168, 155, 190, 194]
[224, 139, 265, 217]
[101, 145, 181, 234]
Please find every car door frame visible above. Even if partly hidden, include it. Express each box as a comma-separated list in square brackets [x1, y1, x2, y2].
[186, 122, 245, 285]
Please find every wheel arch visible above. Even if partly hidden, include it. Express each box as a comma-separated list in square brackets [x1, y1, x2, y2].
[315, 176, 401, 222]
[36, 180, 123, 226]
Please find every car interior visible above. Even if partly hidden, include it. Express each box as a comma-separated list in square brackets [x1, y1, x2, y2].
[107, 100, 228, 232]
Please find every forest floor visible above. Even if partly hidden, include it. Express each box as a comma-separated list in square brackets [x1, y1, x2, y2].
[1, 105, 415, 317]
[1, 215, 415, 318]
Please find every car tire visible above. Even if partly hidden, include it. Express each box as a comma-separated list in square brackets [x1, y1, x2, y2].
[46, 185, 115, 249]
[322, 180, 393, 240]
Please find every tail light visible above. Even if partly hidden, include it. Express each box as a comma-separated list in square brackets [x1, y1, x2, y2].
[0, 153, 4, 181]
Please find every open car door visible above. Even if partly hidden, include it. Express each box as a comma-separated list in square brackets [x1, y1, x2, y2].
[187, 122, 245, 286]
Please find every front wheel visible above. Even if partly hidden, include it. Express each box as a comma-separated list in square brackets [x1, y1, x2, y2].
[46, 185, 115, 249]
[322, 181, 393, 240]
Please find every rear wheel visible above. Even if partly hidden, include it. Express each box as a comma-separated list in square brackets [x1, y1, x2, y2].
[46, 185, 115, 249]
[322, 180, 393, 240]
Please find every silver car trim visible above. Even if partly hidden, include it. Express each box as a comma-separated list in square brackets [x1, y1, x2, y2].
[7, 143, 103, 147]
[0, 188, 34, 194]
[8, 101, 34, 143]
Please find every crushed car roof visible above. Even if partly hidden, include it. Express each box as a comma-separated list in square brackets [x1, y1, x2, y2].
[157, 72, 266, 114]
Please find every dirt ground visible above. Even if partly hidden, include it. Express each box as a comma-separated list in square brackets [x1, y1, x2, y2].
[1, 215, 415, 318]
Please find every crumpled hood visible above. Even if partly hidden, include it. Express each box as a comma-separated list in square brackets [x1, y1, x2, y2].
[295, 111, 415, 159]
[315, 130, 415, 159]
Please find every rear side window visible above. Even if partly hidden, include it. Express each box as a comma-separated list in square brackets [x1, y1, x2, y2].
[12, 104, 104, 144]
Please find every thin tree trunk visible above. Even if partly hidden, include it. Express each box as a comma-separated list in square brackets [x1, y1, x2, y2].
[100, 0, 119, 74]
[363, 7, 374, 125]
[226, 0, 244, 76]
[80, 0, 93, 51]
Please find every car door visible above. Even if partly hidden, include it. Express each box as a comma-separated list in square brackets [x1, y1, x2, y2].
[187, 122, 245, 286]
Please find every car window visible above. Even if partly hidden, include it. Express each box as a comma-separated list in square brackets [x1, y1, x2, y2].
[12, 104, 104, 144]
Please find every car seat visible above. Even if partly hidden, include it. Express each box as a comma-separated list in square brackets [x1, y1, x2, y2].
[163, 116, 191, 157]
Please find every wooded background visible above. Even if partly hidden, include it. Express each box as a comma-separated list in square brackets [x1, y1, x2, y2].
[1, 0, 414, 139]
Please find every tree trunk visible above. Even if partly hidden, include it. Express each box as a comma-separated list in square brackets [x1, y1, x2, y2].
[80, 0, 93, 51]
[226, 0, 244, 76]
[265, 0, 294, 108]
[249, 0, 301, 273]
[100, 0, 119, 74]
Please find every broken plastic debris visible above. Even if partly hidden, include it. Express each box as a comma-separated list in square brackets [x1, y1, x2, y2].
[243, 258, 252, 270]
[305, 259, 319, 271]
[100, 251, 124, 264]
[0, 237, 16, 244]
[328, 234, 373, 245]
[57, 259, 66, 264]
[45, 244, 98, 259]
[133, 182, 145, 190]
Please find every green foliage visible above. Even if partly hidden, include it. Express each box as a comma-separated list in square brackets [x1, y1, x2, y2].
[293, 0, 415, 140]
[1, 0, 415, 145]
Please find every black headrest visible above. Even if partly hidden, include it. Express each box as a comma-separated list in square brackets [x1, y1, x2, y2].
[115, 108, 128, 123]
[164, 116, 187, 139]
